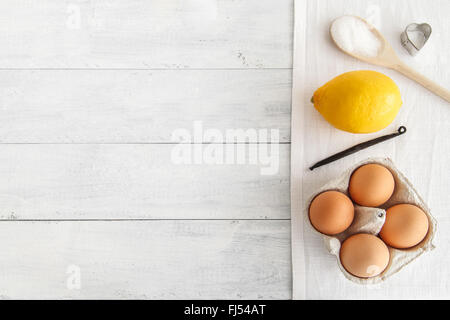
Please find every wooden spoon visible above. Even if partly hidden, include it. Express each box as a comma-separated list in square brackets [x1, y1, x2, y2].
[330, 16, 450, 102]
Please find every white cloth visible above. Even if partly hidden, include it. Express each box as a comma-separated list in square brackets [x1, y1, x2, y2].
[291, 0, 450, 299]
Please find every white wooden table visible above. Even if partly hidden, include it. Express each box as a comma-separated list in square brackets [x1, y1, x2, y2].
[0, 0, 293, 299]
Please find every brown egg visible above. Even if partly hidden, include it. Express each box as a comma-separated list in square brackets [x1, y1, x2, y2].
[349, 163, 395, 207]
[309, 191, 354, 235]
[340, 233, 390, 278]
[379, 204, 429, 249]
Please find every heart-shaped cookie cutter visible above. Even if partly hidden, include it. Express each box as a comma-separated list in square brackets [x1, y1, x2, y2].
[400, 23, 432, 56]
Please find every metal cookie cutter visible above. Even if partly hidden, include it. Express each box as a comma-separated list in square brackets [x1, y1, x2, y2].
[401, 23, 432, 56]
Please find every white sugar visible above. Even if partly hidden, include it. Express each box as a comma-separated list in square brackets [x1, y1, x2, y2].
[330, 15, 381, 58]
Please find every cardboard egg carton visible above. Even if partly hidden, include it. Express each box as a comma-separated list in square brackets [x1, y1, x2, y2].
[304, 157, 437, 284]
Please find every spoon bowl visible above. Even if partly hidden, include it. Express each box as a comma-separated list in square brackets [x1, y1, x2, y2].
[330, 16, 395, 66]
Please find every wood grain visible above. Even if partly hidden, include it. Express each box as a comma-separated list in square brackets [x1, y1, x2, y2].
[290, 0, 307, 300]
[0, 0, 295, 299]
[0, 0, 292, 69]
[0, 220, 291, 299]
[0, 69, 291, 143]
[0, 144, 289, 220]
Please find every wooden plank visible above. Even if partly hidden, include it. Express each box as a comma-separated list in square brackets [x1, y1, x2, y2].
[0, 220, 291, 299]
[290, 0, 307, 300]
[0, 69, 291, 143]
[0, 144, 289, 220]
[0, 0, 292, 69]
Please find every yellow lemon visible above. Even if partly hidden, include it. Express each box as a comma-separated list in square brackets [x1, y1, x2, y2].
[312, 70, 402, 133]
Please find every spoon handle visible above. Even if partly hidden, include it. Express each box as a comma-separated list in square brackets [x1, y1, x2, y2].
[393, 62, 450, 102]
